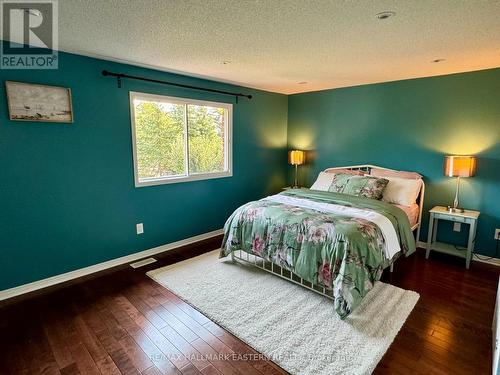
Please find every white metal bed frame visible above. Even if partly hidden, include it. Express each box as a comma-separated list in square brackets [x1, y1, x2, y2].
[230, 164, 425, 300]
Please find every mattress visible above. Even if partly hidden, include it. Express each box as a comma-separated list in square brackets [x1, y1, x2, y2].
[395, 203, 420, 227]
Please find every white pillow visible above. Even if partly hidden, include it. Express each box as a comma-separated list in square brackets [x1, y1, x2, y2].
[377, 175, 422, 206]
[310, 172, 335, 191]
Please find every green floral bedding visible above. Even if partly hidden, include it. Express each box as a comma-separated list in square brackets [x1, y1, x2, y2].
[329, 173, 389, 200]
[220, 189, 416, 318]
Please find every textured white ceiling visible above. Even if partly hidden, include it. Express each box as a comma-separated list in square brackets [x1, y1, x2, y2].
[58, 0, 500, 94]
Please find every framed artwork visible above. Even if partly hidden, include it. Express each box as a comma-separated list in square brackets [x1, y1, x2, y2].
[5, 81, 73, 123]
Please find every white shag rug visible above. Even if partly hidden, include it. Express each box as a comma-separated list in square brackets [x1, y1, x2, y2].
[147, 250, 419, 375]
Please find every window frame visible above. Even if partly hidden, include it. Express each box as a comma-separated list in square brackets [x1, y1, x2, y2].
[129, 91, 233, 187]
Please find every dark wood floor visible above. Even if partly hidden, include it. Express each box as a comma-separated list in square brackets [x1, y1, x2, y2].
[0, 240, 498, 375]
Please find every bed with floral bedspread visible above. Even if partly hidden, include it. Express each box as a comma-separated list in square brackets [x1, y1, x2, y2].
[220, 189, 416, 318]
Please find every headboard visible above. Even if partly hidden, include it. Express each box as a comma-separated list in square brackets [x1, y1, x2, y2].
[323, 164, 425, 240]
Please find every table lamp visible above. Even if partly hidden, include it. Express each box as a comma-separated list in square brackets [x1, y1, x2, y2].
[443, 155, 476, 212]
[289, 150, 305, 188]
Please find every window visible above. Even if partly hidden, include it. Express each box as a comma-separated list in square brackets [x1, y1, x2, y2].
[130, 92, 232, 186]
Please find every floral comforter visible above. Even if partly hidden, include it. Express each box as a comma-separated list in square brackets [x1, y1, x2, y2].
[220, 189, 416, 318]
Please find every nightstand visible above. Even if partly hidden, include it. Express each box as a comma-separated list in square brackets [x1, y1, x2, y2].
[426, 206, 480, 269]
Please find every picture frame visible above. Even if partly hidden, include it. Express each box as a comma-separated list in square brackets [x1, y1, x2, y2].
[5, 81, 74, 123]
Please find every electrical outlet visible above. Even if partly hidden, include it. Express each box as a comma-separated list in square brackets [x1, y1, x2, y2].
[453, 222, 461, 232]
[136, 223, 144, 235]
[495, 229, 500, 240]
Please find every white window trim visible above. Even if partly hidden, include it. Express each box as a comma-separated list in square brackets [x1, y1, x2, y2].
[129, 91, 233, 187]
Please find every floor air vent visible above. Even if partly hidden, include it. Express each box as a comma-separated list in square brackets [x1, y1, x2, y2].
[129, 257, 157, 269]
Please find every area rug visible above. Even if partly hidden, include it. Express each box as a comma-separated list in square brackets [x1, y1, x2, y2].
[147, 250, 419, 375]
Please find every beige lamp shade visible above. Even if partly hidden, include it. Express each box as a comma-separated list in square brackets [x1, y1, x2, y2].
[289, 150, 305, 165]
[443, 155, 477, 177]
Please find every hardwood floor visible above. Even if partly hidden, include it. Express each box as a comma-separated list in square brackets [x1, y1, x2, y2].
[0, 241, 498, 375]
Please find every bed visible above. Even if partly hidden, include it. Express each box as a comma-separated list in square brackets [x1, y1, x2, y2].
[220, 165, 425, 318]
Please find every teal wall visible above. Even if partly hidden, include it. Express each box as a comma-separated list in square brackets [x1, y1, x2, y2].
[288, 68, 500, 256]
[0, 51, 288, 290]
[1, 48, 499, 291]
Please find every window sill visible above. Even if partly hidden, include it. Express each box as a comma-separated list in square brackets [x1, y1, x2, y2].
[135, 171, 232, 187]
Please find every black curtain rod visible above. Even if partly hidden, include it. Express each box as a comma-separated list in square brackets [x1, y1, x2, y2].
[102, 70, 252, 101]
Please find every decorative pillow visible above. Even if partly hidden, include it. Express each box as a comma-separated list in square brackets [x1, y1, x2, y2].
[310, 172, 336, 191]
[371, 175, 422, 206]
[310, 169, 364, 191]
[328, 173, 389, 200]
[328, 173, 353, 193]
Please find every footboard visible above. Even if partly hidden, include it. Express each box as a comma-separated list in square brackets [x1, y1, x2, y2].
[230, 249, 334, 300]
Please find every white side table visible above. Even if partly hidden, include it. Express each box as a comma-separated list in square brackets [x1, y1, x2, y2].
[426, 206, 480, 269]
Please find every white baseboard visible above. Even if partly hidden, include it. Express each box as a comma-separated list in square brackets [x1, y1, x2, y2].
[3, 233, 495, 302]
[0, 229, 223, 302]
[473, 257, 500, 267]
[417, 241, 500, 267]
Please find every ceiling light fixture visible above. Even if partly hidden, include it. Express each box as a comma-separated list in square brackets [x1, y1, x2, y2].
[431, 58, 446, 63]
[297, 81, 308, 85]
[376, 11, 395, 20]
[221, 61, 231, 65]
